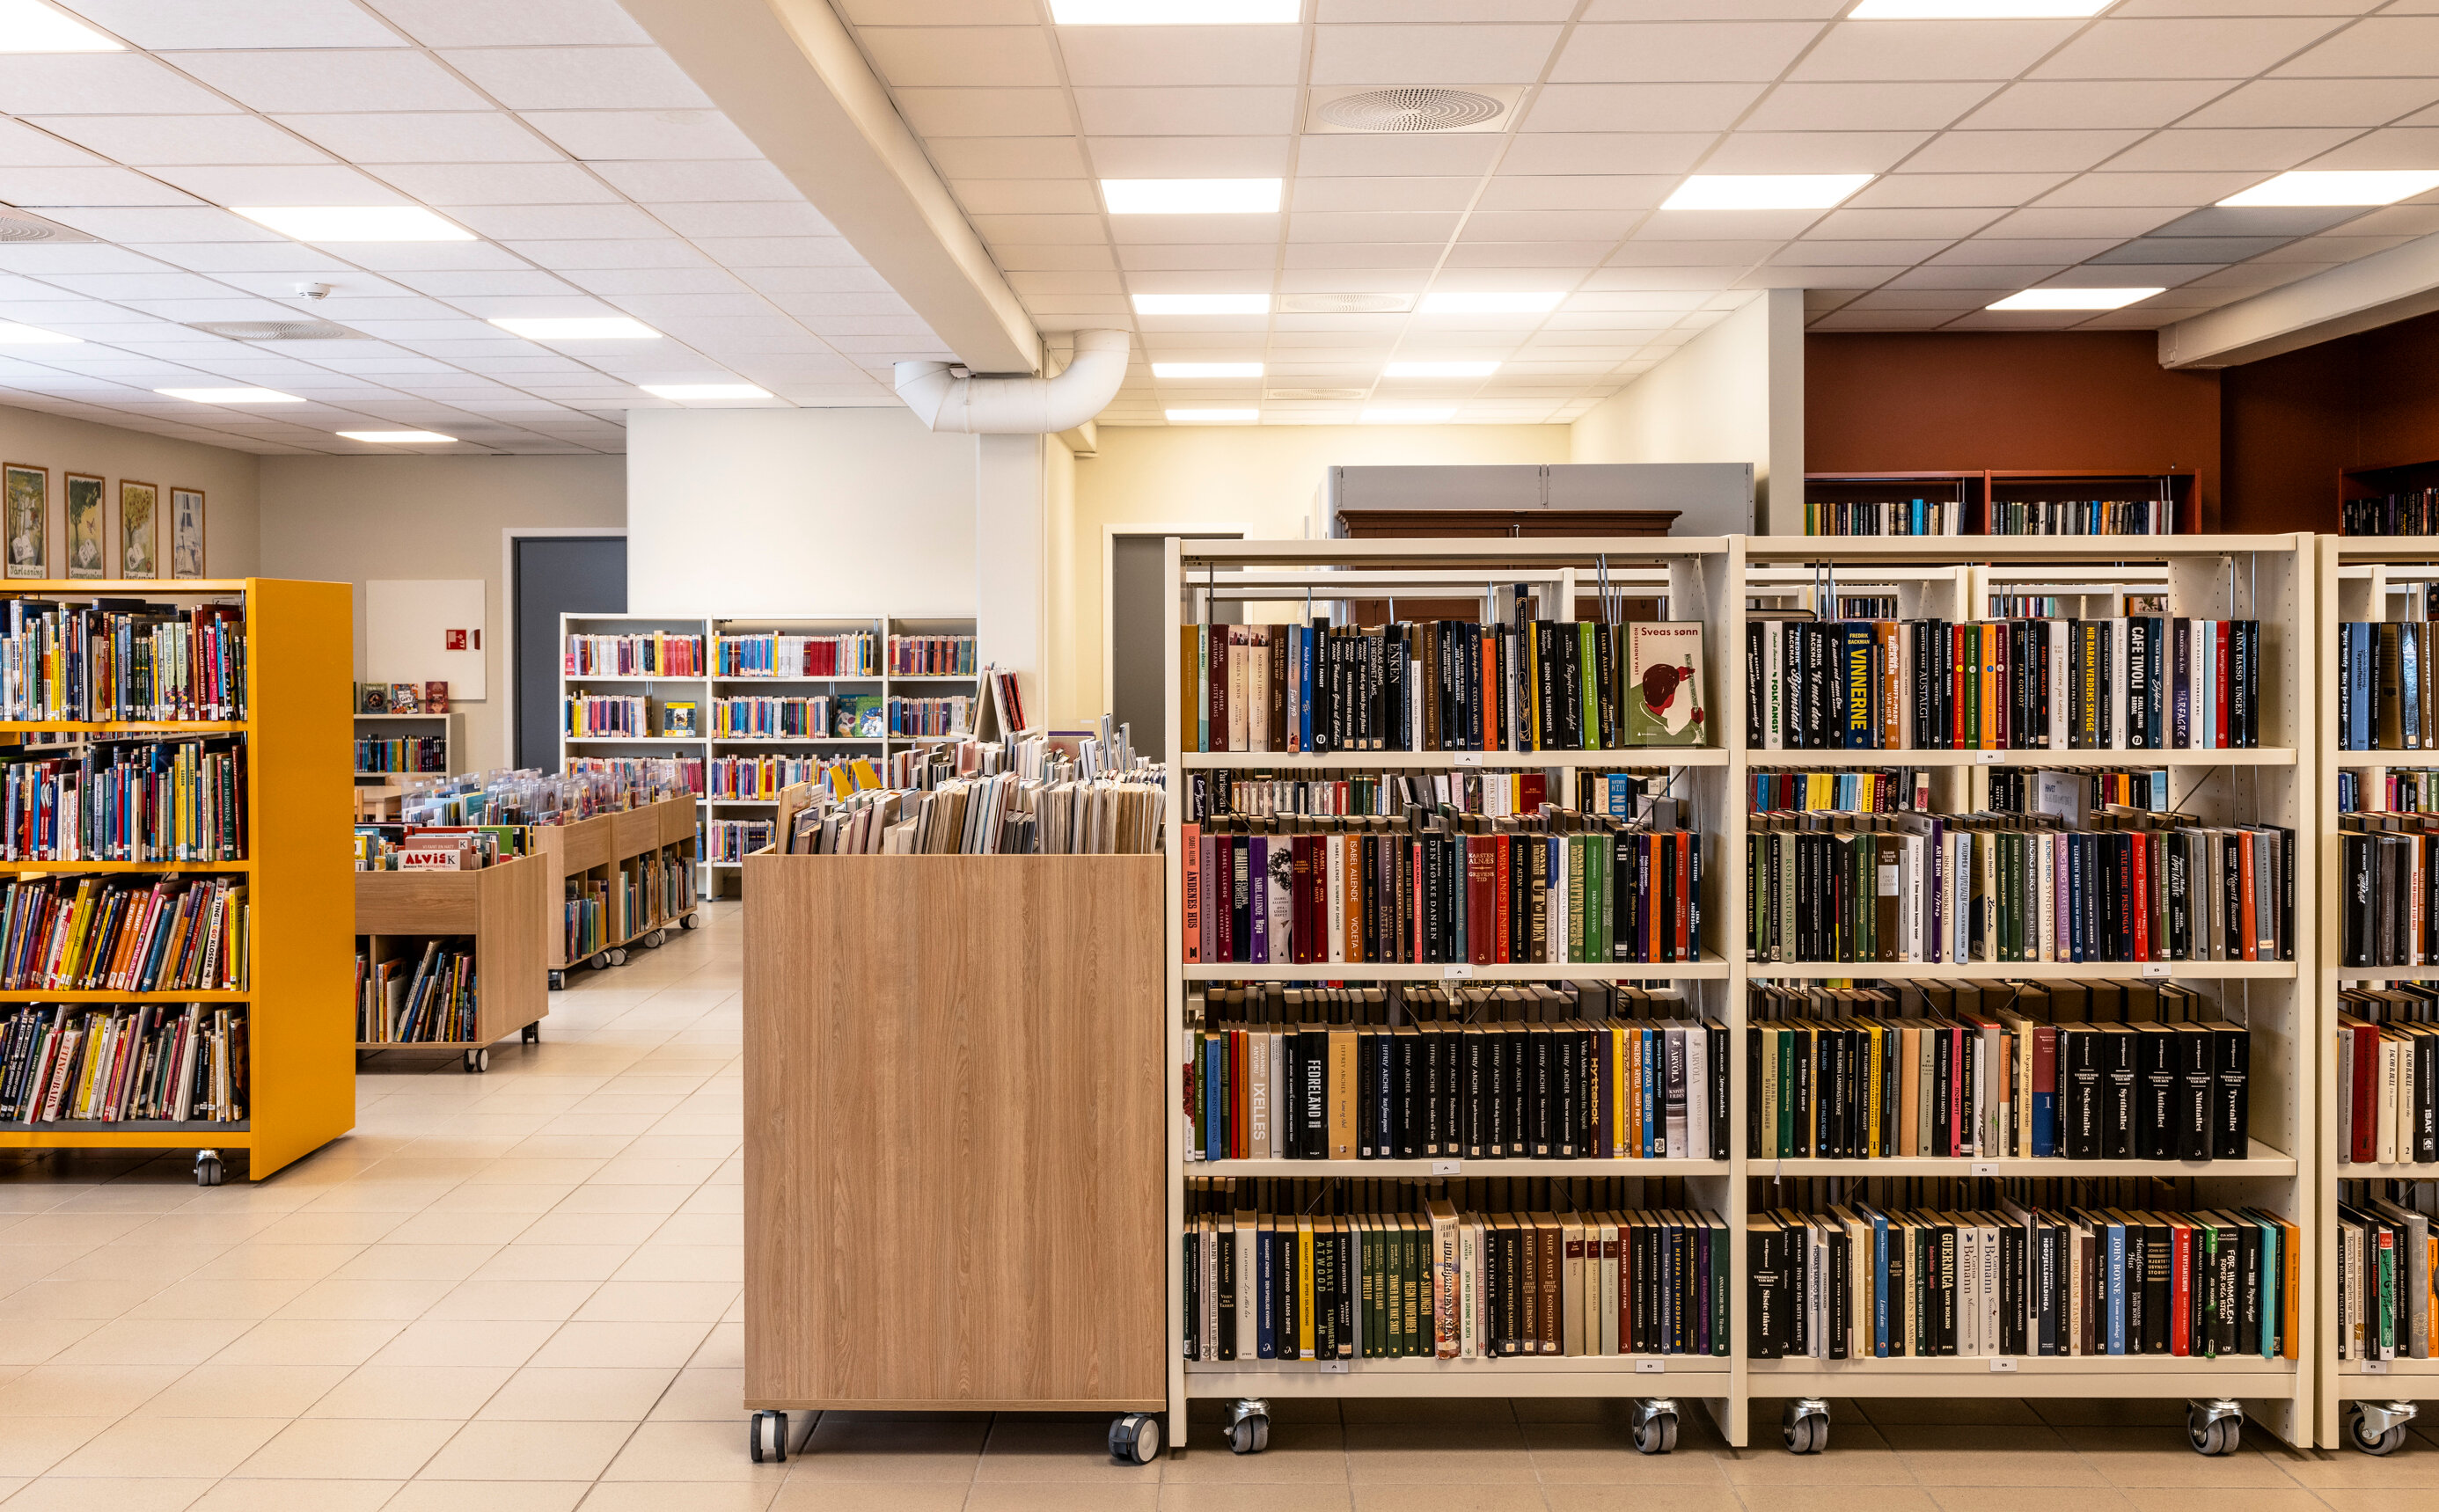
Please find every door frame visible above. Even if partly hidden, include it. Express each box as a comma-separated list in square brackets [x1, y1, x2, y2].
[1102, 522, 1247, 732]
[502, 526, 628, 771]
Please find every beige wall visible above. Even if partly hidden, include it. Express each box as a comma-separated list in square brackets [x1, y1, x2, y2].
[0, 403, 261, 579]
[1056, 422, 1570, 727]
[258, 454, 626, 771]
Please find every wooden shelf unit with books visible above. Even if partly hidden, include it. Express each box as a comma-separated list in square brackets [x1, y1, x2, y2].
[0, 578, 354, 1185]
[1804, 470, 2198, 537]
[532, 794, 698, 984]
[355, 849, 549, 1071]
[1165, 533, 2318, 1457]
[352, 708, 464, 785]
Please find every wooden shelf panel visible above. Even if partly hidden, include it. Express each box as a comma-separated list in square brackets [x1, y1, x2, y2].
[2338, 1361, 2439, 1377]
[1760, 1138, 2296, 1178]
[1193, 1158, 1728, 1177]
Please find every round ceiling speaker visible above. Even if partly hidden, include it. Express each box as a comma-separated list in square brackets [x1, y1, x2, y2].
[1316, 87, 1505, 133]
[0, 210, 93, 244]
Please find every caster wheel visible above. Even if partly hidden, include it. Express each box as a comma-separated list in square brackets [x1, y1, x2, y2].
[607, 947, 628, 967]
[589, 953, 612, 971]
[1782, 1403, 1826, 1455]
[1227, 1413, 1269, 1455]
[681, 913, 702, 930]
[2186, 1411, 2240, 1457]
[1108, 1413, 1161, 1466]
[463, 1048, 489, 1073]
[548, 970, 566, 991]
[2353, 1420, 2408, 1457]
[194, 1152, 223, 1187]
[1634, 1413, 1677, 1455]
[748, 1410, 788, 1465]
[522, 1024, 540, 1045]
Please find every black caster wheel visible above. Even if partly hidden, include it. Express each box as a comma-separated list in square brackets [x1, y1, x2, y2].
[1108, 1413, 1161, 1465]
[681, 912, 702, 930]
[1227, 1413, 1268, 1455]
[194, 1151, 223, 1187]
[588, 953, 612, 971]
[548, 970, 566, 991]
[522, 1024, 539, 1045]
[1634, 1413, 1678, 1455]
[463, 1048, 489, 1073]
[2186, 1407, 2240, 1456]
[2345, 1405, 2408, 1456]
[748, 1410, 788, 1464]
[607, 947, 628, 967]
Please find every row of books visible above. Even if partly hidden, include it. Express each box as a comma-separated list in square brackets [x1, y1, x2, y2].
[1988, 498, 2176, 536]
[356, 681, 448, 714]
[0, 736, 245, 862]
[0, 601, 247, 722]
[885, 696, 970, 739]
[565, 694, 649, 738]
[2335, 1183, 2439, 1359]
[2341, 489, 2439, 537]
[1183, 817, 1704, 968]
[705, 820, 771, 863]
[1183, 1176, 1729, 1361]
[1181, 618, 1708, 755]
[2338, 819, 2439, 967]
[707, 696, 868, 741]
[886, 633, 974, 677]
[1804, 498, 1966, 537]
[2333, 620, 2439, 749]
[1744, 617, 2265, 751]
[2336, 1011, 2439, 1165]
[784, 771, 1167, 856]
[0, 875, 247, 991]
[0, 1003, 246, 1124]
[1749, 1195, 2296, 1360]
[2341, 769, 2439, 814]
[352, 822, 518, 871]
[707, 754, 825, 801]
[985, 667, 1027, 734]
[354, 736, 445, 775]
[712, 631, 873, 679]
[566, 876, 608, 961]
[563, 632, 703, 678]
[1747, 982, 2249, 1162]
[1745, 812, 2296, 965]
[355, 940, 475, 1044]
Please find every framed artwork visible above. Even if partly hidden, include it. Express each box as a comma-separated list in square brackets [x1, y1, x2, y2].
[119, 479, 156, 580]
[171, 487, 204, 579]
[64, 472, 102, 581]
[3, 464, 42, 580]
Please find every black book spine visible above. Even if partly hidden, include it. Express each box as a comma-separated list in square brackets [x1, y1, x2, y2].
[2214, 1026, 2249, 1160]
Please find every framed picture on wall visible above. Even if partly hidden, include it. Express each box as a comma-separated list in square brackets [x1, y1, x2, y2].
[171, 487, 204, 579]
[119, 479, 156, 580]
[3, 464, 43, 580]
[64, 472, 102, 581]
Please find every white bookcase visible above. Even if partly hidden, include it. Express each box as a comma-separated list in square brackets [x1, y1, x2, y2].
[352, 708, 465, 785]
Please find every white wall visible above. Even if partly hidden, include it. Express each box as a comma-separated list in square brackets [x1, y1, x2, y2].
[1570, 288, 1805, 535]
[258, 454, 626, 769]
[0, 403, 261, 578]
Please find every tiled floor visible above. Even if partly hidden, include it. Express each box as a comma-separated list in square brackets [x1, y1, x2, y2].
[0, 901, 2434, 1512]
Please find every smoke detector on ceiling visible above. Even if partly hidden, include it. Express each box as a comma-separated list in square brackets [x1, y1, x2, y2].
[0, 209, 97, 245]
[1278, 293, 1415, 315]
[186, 320, 366, 341]
[1307, 85, 1518, 135]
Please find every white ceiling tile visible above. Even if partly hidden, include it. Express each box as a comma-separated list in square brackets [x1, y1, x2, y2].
[1808, 207, 2003, 239]
[685, 237, 867, 268]
[27, 114, 335, 168]
[146, 164, 413, 206]
[2186, 77, 2439, 129]
[1773, 238, 1951, 264]
[1847, 173, 2073, 208]
[1285, 210, 1460, 243]
[954, 180, 1102, 216]
[1476, 177, 1673, 212]
[62, 0, 406, 48]
[167, 50, 493, 113]
[1293, 177, 1481, 213]
[1554, 22, 1820, 83]
[444, 203, 665, 239]
[1791, 19, 2081, 83]
[2036, 172, 2264, 207]
[1492, 135, 1715, 176]
[1962, 81, 2239, 131]
[1112, 213, 1279, 245]
[384, 269, 586, 298]
[738, 265, 899, 294]
[1053, 26, 1302, 88]
[503, 237, 716, 269]
[1073, 88, 1294, 137]
[1606, 239, 1777, 265]
[341, 240, 535, 270]
[971, 212, 1105, 245]
[1440, 240, 1616, 267]
[372, 163, 622, 206]
[275, 112, 560, 164]
[1978, 206, 2188, 237]
[2332, 203, 2439, 237]
[443, 48, 718, 112]
[924, 137, 1091, 180]
[1462, 210, 1643, 240]
[2274, 17, 2439, 77]
[2301, 128, 2439, 169]
[590, 159, 802, 202]
[897, 88, 1076, 138]
[1808, 309, 1952, 329]
[2034, 18, 2346, 79]
[39, 272, 245, 300]
[0, 121, 107, 169]
[1121, 243, 1281, 268]
[1524, 85, 1765, 135]
[2102, 128, 2355, 173]
[130, 241, 358, 274]
[1279, 244, 1440, 269]
[1309, 25, 1564, 85]
[0, 167, 201, 208]
[1085, 137, 1289, 179]
[1697, 131, 1930, 175]
[652, 202, 838, 238]
[520, 110, 762, 161]
[1901, 130, 2148, 173]
[365, 0, 651, 46]
[1926, 238, 2116, 264]
[1741, 82, 2001, 132]
[0, 55, 244, 116]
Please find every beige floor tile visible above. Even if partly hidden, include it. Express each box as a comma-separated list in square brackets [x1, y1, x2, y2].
[329, 1246, 499, 1282]
[468, 1246, 633, 1283]
[1156, 1490, 1352, 1512]
[589, 1483, 779, 1512]
[428, 1187, 581, 1216]
[1865, 1398, 2048, 1427]
[477, 1366, 677, 1421]
[231, 1418, 459, 1480]
[550, 1187, 694, 1218]
[45, 1245, 224, 1287]
[2052, 1427, 2304, 1489]
[1926, 1490, 2139, 1512]
[0, 1321, 103, 1369]
[1878, 1423, 2104, 1486]
[2113, 1494, 2329, 1512]
[0, 1365, 183, 1419]
[144, 1365, 352, 1419]
[187, 1246, 363, 1282]
[1336, 1399, 1515, 1427]
[369, 1321, 560, 1370]
[0, 1477, 216, 1512]
[380, 1214, 538, 1246]
[514, 1214, 665, 1247]
[50, 1417, 284, 1479]
[268, 1278, 458, 1323]
[0, 1421, 112, 1479]
[2282, 1445, 2439, 1486]
[966, 1487, 1159, 1512]
[976, 1419, 1168, 1483]
[646, 1367, 740, 1421]
[688, 1324, 743, 1370]
[461, 1162, 607, 1188]
[597, 1421, 792, 1484]
[431, 1280, 602, 1323]
[125, 1279, 316, 1320]
[210, 1320, 405, 1369]
[1345, 1487, 1542, 1512]
[1540, 1489, 1745, 1512]
[385, 1482, 591, 1512]
[1520, 1423, 1732, 1485]
[50, 1318, 252, 1369]
[643, 1214, 740, 1246]
[247, 1213, 409, 1246]
[2312, 1493, 2439, 1512]
[1340, 1424, 1534, 1485]
[0, 1279, 166, 1320]
[182, 1480, 403, 1512]
[306, 1364, 516, 1420]
[1718, 1423, 1913, 1486]
[419, 1421, 636, 1481]
[528, 1321, 712, 1370]
[608, 1246, 741, 1283]
[1158, 1422, 1346, 1484]
[570, 1282, 736, 1324]
[1729, 1492, 1943, 1512]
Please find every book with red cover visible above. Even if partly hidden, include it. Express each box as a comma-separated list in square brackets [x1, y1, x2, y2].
[1182, 822, 1201, 964]
[1494, 835, 1512, 964]
[2353, 1020, 2380, 1164]
[1467, 836, 1496, 967]
[2130, 835, 2150, 961]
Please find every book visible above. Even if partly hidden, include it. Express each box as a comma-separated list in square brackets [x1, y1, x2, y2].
[1624, 624, 1706, 746]
[421, 680, 449, 713]
[0, 1002, 246, 1122]
[387, 683, 421, 715]
[660, 702, 698, 737]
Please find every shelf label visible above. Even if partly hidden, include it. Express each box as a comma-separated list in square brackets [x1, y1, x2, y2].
[2142, 961, 2170, 979]
[1453, 751, 1483, 767]
[1971, 1163, 1998, 1178]
[1432, 1159, 1462, 1176]
[2365, 1358, 2391, 1375]
[1989, 1358, 2018, 1373]
[1636, 1358, 1666, 1375]
[1444, 963, 1474, 980]
[1975, 749, 2003, 764]
[1321, 1360, 1350, 1374]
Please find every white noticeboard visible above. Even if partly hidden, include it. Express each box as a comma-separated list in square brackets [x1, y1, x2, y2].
[367, 579, 486, 700]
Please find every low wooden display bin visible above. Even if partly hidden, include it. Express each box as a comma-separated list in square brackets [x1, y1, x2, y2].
[355, 850, 551, 1072]
[536, 795, 700, 983]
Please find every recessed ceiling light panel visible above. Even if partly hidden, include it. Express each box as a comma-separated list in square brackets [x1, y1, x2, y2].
[338, 431, 456, 443]
[1166, 408, 1259, 423]
[0, 0, 121, 52]
[0, 322, 79, 345]
[1849, 1, 2108, 15]
[1662, 174, 1874, 210]
[1152, 362, 1263, 377]
[156, 387, 304, 404]
[232, 206, 473, 242]
[1986, 287, 2164, 310]
[640, 383, 772, 400]
[1417, 292, 1563, 314]
[491, 316, 660, 340]
[1133, 293, 1269, 314]
[1386, 361, 1498, 377]
[1102, 179, 1282, 214]
[2219, 171, 2439, 207]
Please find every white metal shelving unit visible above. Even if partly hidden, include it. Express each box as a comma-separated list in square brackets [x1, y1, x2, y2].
[1162, 533, 2318, 1457]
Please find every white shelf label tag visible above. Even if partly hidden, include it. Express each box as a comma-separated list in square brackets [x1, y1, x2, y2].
[1454, 751, 1483, 767]
[2366, 1358, 2391, 1375]
[1322, 1360, 1351, 1374]
[2142, 961, 2169, 979]
[1989, 1357, 2018, 1373]
[1975, 749, 2003, 764]
[1972, 1162, 1999, 1178]
[1636, 1358, 1666, 1375]
[1444, 963, 1474, 980]
[1432, 1158, 1462, 1176]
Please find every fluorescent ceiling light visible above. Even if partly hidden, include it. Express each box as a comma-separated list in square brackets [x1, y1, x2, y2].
[1848, 1, 2108, 16]
[1103, 179, 1281, 215]
[1133, 293, 1269, 315]
[1362, 407, 1456, 424]
[0, 0, 121, 52]
[640, 383, 771, 401]
[231, 206, 473, 242]
[1051, 1, 1299, 21]
[338, 430, 455, 443]
[1986, 287, 2163, 310]
[2219, 171, 2439, 207]
[156, 387, 304, 404]
[1153, 362, 1263, 377]
[0, 322, 78, 345]
[490, 316, 659, 340]
[1417, 292, 1563, 314]
[1166, 408, 1258, 423]
[1386, 361, 1498, 377]
[1662, 174, 1873, 210]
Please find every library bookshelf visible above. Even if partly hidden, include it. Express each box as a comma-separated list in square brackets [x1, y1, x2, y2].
[0, 579, 354, 1184]
[531, 794, 698, 985]
[352, 708, 463, 785]
[1804, 470, 2199, 537]
[1162, 534, 2317, 1457]
[355, 849, 550, 1071]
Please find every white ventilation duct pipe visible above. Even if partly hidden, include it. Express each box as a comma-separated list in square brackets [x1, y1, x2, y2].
[894, 328, 1131, 434]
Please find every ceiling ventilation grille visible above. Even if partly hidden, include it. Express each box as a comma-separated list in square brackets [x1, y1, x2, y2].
[0, 209, 96, 245]
[1279, 293, 1413, 314]
[187, 320, 364, 340]
[1316, 88, 1505, 133]
[1265, 387, 1369, 400]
